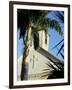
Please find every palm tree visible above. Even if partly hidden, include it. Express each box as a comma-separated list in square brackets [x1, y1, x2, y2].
[17, 9, 63, 80]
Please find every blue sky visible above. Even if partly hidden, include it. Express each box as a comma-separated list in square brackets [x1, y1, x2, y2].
[48, 11, 64, 60]
[17, 11, 64, 61]
[17, 30, 23, 59]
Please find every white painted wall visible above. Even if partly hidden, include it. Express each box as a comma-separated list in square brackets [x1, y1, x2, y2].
[18, 48, 55, 80]
[39, 31, 49, 51]
[0, 0, 72, 90]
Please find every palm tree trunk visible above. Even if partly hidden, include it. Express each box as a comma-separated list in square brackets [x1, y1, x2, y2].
[21, 26, 32, 80]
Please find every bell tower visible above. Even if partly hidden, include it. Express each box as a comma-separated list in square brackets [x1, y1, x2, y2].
[30, 30, 49, 51]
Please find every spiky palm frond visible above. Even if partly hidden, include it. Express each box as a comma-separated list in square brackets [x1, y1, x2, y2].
[34, 18, 63, 35]
[59, 50, 64, 59]
[17, 9, 29, 39]
[52, 38, 64, 59]
[41, 60, 64, 79]
[41, 54, 64, 79]
[57, 43, 64, 55]
[52, 39, 64, 49]
[54, 11, 64, 23]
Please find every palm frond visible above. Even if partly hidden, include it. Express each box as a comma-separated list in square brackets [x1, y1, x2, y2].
[41, 69, 50, 71]
[52, 39, 64, 50]
[17, 9, 29, 39]
[41, 74, 49, 77]
[38, 18, 63, 36]
[47, 19, 63, 36]
[30, 10, 48, 24]
[59, 51, 64, 59]
[32, 26, 47, 33]
[54, 11, 64, 23]
[41, 61, 64, 79]
[57, 43, 64, 55]
[45, 57, 64, 69]
[46, 62, 58, 70]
